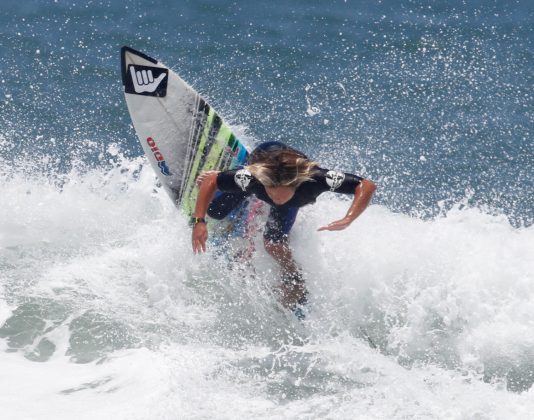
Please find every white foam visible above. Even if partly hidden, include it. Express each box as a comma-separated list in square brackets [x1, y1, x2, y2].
[1, 154, 534, 418]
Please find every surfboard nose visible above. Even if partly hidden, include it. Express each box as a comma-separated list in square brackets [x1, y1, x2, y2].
[120, 46, 158, 87]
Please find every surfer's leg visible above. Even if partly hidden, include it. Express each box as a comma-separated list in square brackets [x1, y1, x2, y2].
[263, 206, 299, 273]
[263, 207, 308, 314]
[264, 239, 308, 300]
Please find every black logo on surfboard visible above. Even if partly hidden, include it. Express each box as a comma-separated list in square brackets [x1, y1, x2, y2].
[125, 65, 168, 97]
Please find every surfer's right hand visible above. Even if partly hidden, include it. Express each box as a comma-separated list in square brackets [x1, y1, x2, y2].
[196, 170, 220, 187]
[192, 223, 208, 254]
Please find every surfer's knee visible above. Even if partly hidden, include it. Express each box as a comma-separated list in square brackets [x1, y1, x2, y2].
[263, 238, 296, 269]
[263, 238, 287, 257]
[263, 225, 290, 246]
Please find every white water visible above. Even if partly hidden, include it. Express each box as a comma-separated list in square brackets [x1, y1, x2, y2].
[1, 151, 534, 419]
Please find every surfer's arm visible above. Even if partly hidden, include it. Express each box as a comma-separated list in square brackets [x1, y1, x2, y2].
[318, 179, 376, 232]
[192, 171, 219, 254]
[195, 170, 220, 187]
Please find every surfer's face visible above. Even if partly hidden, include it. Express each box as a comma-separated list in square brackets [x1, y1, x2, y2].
[265, 186, 296, 205]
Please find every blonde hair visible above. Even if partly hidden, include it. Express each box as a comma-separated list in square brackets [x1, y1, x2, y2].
[246, 148, 319, 188]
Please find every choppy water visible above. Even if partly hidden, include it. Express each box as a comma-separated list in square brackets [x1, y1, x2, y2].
[1, 1, 533, 419]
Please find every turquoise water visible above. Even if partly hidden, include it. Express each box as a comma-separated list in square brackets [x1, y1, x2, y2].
[1, 1, 533, 419]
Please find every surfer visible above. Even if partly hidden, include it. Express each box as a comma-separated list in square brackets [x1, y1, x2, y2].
[191, 141, 376, 318]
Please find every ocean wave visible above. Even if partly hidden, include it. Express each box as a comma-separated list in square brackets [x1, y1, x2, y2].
[1, 153, 533, 419]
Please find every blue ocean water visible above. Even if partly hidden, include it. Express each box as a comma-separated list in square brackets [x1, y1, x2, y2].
[2, 0, 533, 224]
[1, 1, 533, 419]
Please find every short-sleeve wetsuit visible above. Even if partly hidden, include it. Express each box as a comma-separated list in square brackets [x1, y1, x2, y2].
[207, 142, 364, 242]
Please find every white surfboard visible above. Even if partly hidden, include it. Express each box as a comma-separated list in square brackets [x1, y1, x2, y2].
[120, 46, 257, 226]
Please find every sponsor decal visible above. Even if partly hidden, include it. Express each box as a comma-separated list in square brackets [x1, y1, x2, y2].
[224, 145, 241, 157]
[325, 170, 345, 191]
[125, 65, 168, 97]
[234, 169, 252, 191]
[147, 137, 172, 176]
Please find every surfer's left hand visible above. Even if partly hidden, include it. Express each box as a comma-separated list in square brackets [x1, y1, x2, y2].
[317, 218, 352, 232]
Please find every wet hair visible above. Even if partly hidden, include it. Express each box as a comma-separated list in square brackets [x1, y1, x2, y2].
[246, 148, 319, 188]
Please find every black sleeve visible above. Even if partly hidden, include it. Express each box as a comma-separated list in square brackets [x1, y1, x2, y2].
[216, 169, 256, 194]
[315, 167, 364, 195]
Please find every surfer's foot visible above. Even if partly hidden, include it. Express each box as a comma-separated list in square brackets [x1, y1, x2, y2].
[291, 305, 307, 321]
[289, 293, 308, 320]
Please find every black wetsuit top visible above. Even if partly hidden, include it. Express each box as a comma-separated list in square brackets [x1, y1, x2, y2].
[208, 141, 365, 243]
[216, 167, 363, 210]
